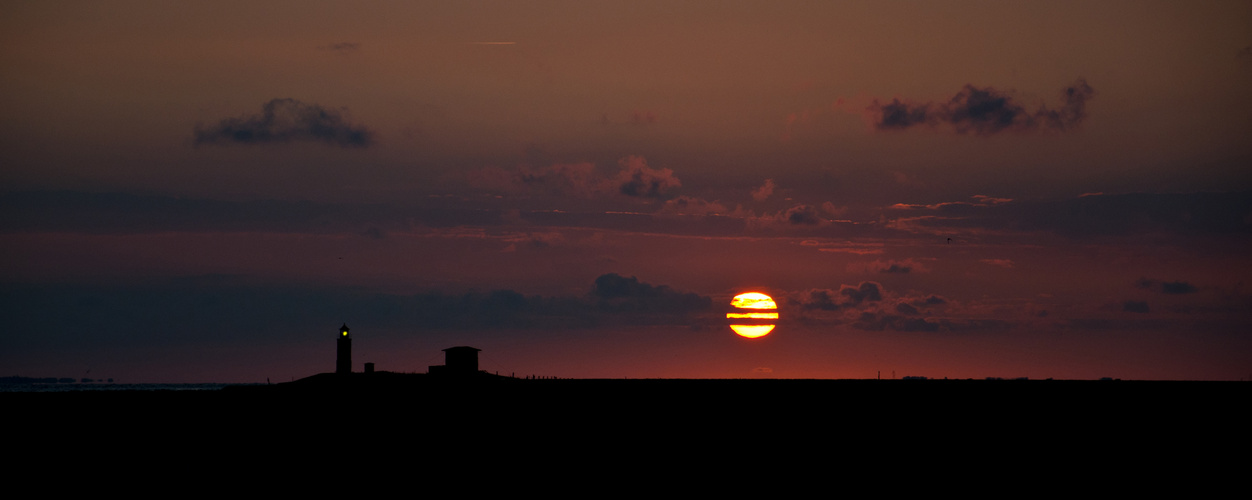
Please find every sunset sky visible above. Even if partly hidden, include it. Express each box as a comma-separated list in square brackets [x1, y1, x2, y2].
[3, 1, 1251, 382]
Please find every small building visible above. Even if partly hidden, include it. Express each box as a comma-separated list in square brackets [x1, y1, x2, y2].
[429, 346, 482, 377]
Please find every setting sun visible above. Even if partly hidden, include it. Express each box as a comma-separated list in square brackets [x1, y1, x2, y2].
[730, 292, 777, 310]
[729, 324, 775, 338]
[728, 292, 778, 338]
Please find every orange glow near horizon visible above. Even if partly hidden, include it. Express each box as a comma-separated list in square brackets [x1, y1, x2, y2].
[729, 324, 775, 338]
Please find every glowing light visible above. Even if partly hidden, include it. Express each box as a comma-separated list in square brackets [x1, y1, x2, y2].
[730, 292, 777, 310]
[726, 312, 779, 319]
[729, 325, 775, 338]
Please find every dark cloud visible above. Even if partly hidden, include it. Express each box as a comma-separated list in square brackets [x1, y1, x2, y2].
[788, 285, 987, 333]
[784, 205, 823, 225]
[840, 281, 883, 304]
[1162, 281, 1199, 295]
[875, 99, 934, 129]
[880, 264, 910, 274]
[591, 273, 712, 314]
[895, 302, 920, 315]
[615, 156, 681, 198]
[795, 289, 841, 311]
[0, 190, 434, 235]
[194, 98, 373, 148]
[868, 79, 1095, 135]
[791, 282, 885, 311]
[1123, 301, 1151, 313]
[1, 275, 713, 353]
[0, 191, 762, 240]
[1137, 279, 1199, 295]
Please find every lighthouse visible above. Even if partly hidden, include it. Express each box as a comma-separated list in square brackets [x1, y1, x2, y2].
[336, 323, 351, 374]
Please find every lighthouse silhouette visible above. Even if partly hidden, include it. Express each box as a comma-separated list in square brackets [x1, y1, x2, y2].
[336, 323, 351, 374]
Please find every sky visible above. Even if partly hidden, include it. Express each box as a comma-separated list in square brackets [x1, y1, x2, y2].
[2, 1, 1251, 383]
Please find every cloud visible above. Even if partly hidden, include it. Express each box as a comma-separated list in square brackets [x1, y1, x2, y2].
[744, 203, 845, 230]
[874, 99, 935, 130]
[465, 156, 681, 200]
[615, 156, 681, 198]
[889, 195, 1014, 211]
[911, 295, 948, 308]
[659, 196, 727, 216]
[895, 302, 920, 315]
[848, 258, 930, 274]
[791, 284, 894, 311]
[840, 281, 883, 305]
[1161, 281, 1199, 295]
[786, 284, 980, 332]
[590, 273, 712, 313]
[194, 99, 373, 147]
[880, 263, 911, 274]
[821, 202, 848, 217]
[980, 259, 1014, 268]
[1136, 279, 1199, 295]
[1123, 300, 1151, 313]
[783, 205, 823, 225]
[515, 162, 600, 198]
[2, 275, 714, 348]
[752, 179, 777, 202]
[853, 311, 941, 332]
[318, 42, 360, 52]
[868, 79, 1095, 135]
[795, 289, 842, 311]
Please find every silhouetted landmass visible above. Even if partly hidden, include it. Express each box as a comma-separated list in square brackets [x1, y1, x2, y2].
[0, 375, 78, 384]
[222, 371, 1247, 423]
[9, 373, 1244, 485]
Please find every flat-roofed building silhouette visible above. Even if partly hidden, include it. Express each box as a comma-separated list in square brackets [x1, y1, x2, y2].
[429, 346, 482, 377]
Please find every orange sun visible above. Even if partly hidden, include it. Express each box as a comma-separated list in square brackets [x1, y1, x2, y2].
[728, 292, 778, 338]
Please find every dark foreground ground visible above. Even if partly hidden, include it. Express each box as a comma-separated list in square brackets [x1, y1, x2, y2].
[11, 375, 1247, 489]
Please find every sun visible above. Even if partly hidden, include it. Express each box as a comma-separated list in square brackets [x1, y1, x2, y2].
[729, 324, 775, 338]
[730, 292, 777, 310]
[728, 292, 778, 338]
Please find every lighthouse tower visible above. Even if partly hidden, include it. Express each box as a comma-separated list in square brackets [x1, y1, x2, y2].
[336, 323, 352, 374]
